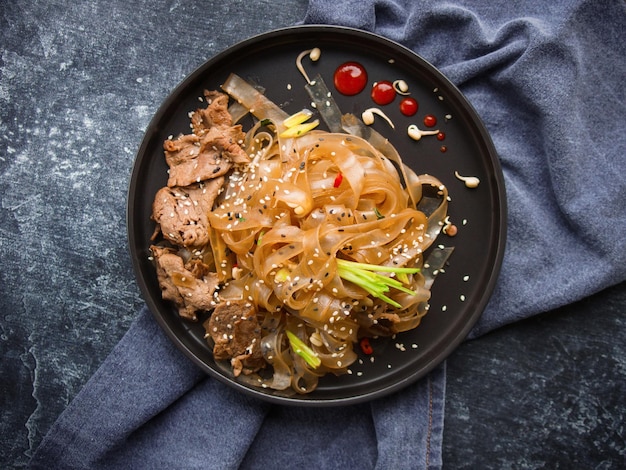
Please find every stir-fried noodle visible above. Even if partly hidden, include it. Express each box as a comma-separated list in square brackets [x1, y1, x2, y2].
[150, 74, 449, 394]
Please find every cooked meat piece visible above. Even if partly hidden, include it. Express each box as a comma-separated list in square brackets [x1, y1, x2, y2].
[204, 301, 265, 377]
[164, 115, 249, 187]
[152, 177, 223, 248]
[191, 90, 233, 134]
[151, 245, 219, 321]
[202, 125, 250, 165]
[163, 132, 229, 187]
[186, 258, 211, 279]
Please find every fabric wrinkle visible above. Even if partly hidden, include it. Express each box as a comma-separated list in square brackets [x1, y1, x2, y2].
[425, 373, 434, 469]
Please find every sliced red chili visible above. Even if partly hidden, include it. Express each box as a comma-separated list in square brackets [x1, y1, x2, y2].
[333, 172, 343, 188]
[360, 337, 373, 355]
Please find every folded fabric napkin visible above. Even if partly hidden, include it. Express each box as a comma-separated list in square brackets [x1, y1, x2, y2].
[30, 0, 626, 468]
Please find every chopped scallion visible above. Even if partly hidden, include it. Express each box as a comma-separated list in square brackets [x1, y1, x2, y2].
[282, 109, 314, 128]
[286, 330, 321, 368]
[279, 120, 319, 138]
[336, 259, 420, 308]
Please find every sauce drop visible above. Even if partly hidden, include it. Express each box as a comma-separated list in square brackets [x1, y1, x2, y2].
[437, 132, 446, 141]
[371, 80, 396, 105]
[423, 114, 437, 127]
[399, 97, 418, 116]
[333, 62, 368, 96]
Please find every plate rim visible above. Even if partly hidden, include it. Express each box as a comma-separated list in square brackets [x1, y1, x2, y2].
[126, 24, 507, 406]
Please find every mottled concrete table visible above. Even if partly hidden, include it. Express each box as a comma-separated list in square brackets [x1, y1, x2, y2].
[1, 1, 624, 468]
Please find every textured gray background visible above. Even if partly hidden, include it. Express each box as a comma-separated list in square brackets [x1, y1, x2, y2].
[1, 1, 624, 468]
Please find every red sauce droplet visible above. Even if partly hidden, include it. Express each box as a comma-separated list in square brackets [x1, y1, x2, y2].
[334, 62, 368, 96]
[399, 97, 418, 116]
[440, 145, 448, 153]
[437, 132, 446, 141]
[371, 80, 396, 105]
[424, 114, 437, 127]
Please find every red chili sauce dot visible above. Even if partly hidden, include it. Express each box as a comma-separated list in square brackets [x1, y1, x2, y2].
[371, 80, 396, 105]
[440, 145, 448, 153]
[437, 131, 446, 141]
[423, 114, 437, 127]
[399, 97, 418, 116]
[334, 62, 368, 96]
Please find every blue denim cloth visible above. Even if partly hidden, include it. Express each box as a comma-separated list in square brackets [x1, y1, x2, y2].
[29, 0, 626, 469]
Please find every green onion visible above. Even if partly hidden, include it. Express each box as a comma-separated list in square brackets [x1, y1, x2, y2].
[286, 330, 321, 369]
[336, 259, 420, 308]
[279, 120, 319, 138]
[282, 109, 314, 128]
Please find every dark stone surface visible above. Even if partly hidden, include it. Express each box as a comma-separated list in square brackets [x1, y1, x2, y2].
[1, 1, 624, 468]
[443, 282, 626, 469]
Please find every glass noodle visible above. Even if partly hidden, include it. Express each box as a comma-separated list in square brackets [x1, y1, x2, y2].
[195, 74, 449, 394]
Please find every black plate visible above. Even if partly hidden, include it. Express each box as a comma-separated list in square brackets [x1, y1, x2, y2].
[127, 25, 506, 405]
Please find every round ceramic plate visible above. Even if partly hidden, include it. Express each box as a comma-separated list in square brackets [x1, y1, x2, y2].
[127, 25, 506, 405]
